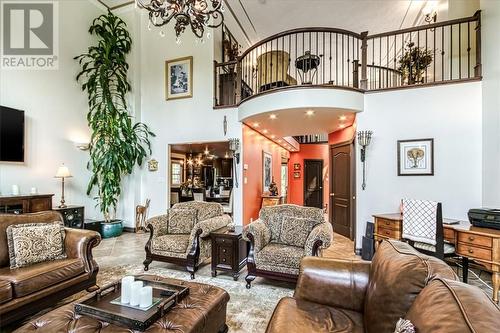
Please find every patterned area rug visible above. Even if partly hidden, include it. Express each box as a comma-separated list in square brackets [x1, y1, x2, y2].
[97, 263, 295, 333]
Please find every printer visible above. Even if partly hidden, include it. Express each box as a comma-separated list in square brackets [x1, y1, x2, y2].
[468, 208, 500, 230]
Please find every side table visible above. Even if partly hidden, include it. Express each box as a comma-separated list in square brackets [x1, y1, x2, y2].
[210, 226, 248, 281]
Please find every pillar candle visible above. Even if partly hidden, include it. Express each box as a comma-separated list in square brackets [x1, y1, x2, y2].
[120, 276, 135, 304]
[130, 281, 143, 306]
[11, 185, 19, 195]
[139, 286, 153, 308]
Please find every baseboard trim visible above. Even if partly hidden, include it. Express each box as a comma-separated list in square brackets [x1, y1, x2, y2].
[123, 226, 136, 233]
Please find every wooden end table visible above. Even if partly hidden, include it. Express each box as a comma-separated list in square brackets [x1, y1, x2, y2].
[210, 226, 248, 281]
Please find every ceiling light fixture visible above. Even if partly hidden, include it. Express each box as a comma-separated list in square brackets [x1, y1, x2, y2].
[262, 129, 268, 134]
[306, 110, 315, 116]
[269, 114, 277, 120]
[204, 147, 209, 155]
[339, 115, 347, 121]
[252, 122, 260, 127]
[271, 135, 276, 139]
[339, 124, 346, 129]
[135, 0, 224, 40]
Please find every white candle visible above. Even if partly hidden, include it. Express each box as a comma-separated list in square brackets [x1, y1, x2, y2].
[139, 286, 153, 308]
[11, 185, 19, 195]
[130, 281, 143, 306]
[120, 276, 135, 304]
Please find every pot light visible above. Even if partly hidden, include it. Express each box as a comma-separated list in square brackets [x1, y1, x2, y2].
[204, 147, 209, 155]
[306, 110, 315, 116]
[339, 124, 346, 129]
[252, 122, 260, 127]
[262, 129, 268, 134]
[271, 135, 276, 139]
[277, 139, 282, 143]
[269, 114, 277, 120]
[339, 115, 347, 121]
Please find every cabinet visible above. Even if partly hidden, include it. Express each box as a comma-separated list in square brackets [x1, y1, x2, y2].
[210, 226, 248, 280]
[0, 194, 54, 214]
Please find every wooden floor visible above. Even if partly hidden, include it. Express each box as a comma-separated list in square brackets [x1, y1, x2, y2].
[323, 232, 360, 260]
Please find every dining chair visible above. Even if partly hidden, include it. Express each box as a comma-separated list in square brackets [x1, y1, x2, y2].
[193, 191, 206, 202]
[170, 192, 179, 207]
[221, 190, 233, 215]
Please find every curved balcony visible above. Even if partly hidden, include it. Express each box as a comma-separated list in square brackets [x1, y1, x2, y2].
[214, 12, 481, 108]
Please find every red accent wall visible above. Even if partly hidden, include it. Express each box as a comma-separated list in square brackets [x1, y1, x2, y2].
[243, 125, 289, 225]
[328, 123, 356, 145]
[287, 144, 329, 210]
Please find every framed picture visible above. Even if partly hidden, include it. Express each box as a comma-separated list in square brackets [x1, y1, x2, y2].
[398, 138, 434, 176]
[165, 56, 193, 100]
[293, 163, 301, 171]
[262, 151, 273, 193]
[293, 171, 300, 179]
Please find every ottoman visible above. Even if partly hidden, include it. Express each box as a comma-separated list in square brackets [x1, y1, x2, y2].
[14, 275, 230, 333]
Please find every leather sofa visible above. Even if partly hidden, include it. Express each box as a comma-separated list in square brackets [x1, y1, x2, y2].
[266, 240, 500, 333]
[0, 211, 101, 327]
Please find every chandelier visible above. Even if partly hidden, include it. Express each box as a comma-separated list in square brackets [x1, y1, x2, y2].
[136, 0, 225, 39]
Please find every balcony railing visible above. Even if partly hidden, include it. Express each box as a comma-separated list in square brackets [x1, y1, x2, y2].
[214, 11, 481, 108]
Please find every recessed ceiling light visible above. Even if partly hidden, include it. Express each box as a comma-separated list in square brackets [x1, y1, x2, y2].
[339, 115, 347, 121]
[306, 110, 315, 116]
[269, 114, 277, 120]
[271, 135, 276, 139]
[262, 129, 268, 134]
[339, 124, 346, 129]
[278, 139, 282, 142]
[252, 122, 260, 127]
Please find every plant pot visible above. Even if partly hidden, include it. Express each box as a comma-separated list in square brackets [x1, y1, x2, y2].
[100, 220, 123, 239]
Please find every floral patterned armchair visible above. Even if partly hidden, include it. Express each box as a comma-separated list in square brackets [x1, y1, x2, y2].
[243, 204, 333, 288]
[144, 201, 231, 279]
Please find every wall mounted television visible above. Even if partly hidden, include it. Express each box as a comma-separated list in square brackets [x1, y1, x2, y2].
[0, 106, 25, 162]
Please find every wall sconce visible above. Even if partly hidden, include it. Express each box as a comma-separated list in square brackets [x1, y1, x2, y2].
[357, 130, 373, 191]
[228, 138, 240, 164]
[423, 1, 438, 24]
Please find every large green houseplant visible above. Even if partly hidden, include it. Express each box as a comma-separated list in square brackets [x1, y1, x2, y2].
[398, 42, 433, 85]
[75, 11, 154, 222]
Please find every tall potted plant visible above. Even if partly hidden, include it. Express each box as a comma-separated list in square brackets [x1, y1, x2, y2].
[398, 42, 433, 85]
[75, 11, 155, 233]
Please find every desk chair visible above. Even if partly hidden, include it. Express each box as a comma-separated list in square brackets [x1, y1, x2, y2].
[221, 190, 233, 215]
[401, 199, 455, 260]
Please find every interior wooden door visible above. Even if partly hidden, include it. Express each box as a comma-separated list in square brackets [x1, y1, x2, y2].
[330, 143, 355, 239]
[304, 159, 323, 209]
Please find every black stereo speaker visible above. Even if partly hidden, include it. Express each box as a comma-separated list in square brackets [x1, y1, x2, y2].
[361, 236, 375, 261]
[365, 222, 374, 238]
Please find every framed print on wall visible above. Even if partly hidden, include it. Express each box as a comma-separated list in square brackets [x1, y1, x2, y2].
[397, 138, 434, 176]
[293, 163, 301, 171]
[262, 151, 273, 193]
[165, 56, 193, 100]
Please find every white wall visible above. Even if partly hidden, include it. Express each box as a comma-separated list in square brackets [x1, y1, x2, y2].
[480, 0, 500, 207]
[0, 0, 105, 219]
[355, 82, 483, 247]
[136, 12, 244, 225]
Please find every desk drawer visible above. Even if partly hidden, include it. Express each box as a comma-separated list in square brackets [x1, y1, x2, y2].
[458, 233, 492, 248]
[377, 218, 401, 231]
[443, 228, 455, 243]
[377, 226, 400, 239]
[457, 243, 492, 261]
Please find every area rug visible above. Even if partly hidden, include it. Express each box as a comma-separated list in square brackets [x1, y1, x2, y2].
[97, 263, 294, 333]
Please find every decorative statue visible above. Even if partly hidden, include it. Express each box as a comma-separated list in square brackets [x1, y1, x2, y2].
[269, 178, 279, 196]
[135, 199, 151, 233]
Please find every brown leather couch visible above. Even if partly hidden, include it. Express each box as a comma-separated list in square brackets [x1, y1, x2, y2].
[266, 240, 500, 333]
[0, 211, 101, 327]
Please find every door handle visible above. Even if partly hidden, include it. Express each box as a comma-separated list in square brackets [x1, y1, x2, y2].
[330, 193, 335, 197]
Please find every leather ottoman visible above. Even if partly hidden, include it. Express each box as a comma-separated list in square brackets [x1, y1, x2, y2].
[14, 275, 230, 333]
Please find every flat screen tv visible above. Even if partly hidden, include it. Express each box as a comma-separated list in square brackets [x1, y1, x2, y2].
[0, 106, 25, 162]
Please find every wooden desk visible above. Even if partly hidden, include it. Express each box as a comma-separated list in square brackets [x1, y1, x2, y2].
[373, 213, 500, 303]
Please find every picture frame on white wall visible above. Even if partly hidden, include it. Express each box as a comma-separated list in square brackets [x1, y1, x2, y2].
[262, 151, 273, 193]
[165, 56, 193, 100]
[397, 138, 434, 176]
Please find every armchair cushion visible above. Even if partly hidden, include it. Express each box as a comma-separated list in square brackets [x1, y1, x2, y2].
[255, 243, 303, 275]
[279, 216, 315, 248]
[6, 222, 66, 269]
[172, 201, 223, 221]
[167, 208, 197, 234]
[243, 219, 271, 253]
[194, 214, 232, 238]
[304, 222, 333, 256]
[152, 234, 190, 254]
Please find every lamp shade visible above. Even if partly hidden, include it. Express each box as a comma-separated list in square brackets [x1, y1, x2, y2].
[55, 164, 72, 178]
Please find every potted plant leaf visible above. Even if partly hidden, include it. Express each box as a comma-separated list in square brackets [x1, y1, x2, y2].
[75, 11, 155, 237]
[398, 42, 433, 85]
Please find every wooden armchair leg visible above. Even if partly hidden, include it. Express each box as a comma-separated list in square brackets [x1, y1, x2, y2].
[245, 274, 255, 289]
[143, 257, 152, 271]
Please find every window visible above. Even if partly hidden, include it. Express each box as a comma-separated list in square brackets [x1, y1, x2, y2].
[171, 161, 183, 185]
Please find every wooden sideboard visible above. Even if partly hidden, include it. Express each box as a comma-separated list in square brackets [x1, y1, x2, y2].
[0, 194, 54, 214]
[373, 213, 500, 303]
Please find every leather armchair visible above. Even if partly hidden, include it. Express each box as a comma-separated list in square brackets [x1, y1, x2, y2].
[0, 211, 101, 327]
[144, 201, 231, 279]
[243, 204, 333, 288]
[266, 240, 500, 333]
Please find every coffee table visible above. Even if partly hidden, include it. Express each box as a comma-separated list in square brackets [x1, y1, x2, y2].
[14, 275, 229, 333]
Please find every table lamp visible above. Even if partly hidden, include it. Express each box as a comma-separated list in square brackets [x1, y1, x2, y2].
[55, 164, 72, 208]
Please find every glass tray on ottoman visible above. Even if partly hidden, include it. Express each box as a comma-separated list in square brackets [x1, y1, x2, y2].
[74, 276, 189, 331]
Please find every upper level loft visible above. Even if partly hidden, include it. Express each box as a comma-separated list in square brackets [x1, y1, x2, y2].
[214, 11, 481, 108]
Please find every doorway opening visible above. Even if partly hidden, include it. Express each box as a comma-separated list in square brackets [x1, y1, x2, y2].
[304, 159, 324, 209]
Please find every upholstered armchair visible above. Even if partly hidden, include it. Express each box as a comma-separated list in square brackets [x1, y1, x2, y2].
[243, 204, 333, 288]
[144, 201, 231, 279]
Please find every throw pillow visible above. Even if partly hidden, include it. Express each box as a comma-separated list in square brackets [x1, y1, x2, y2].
[168, 208, 197, 234]
[6, 222, 66, 269]
[394, 319, 415, 333]
[267, 216, 284, 243]
[279, 216, 315, 247]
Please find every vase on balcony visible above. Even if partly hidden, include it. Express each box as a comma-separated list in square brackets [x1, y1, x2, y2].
[398, 42, 433, 85]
